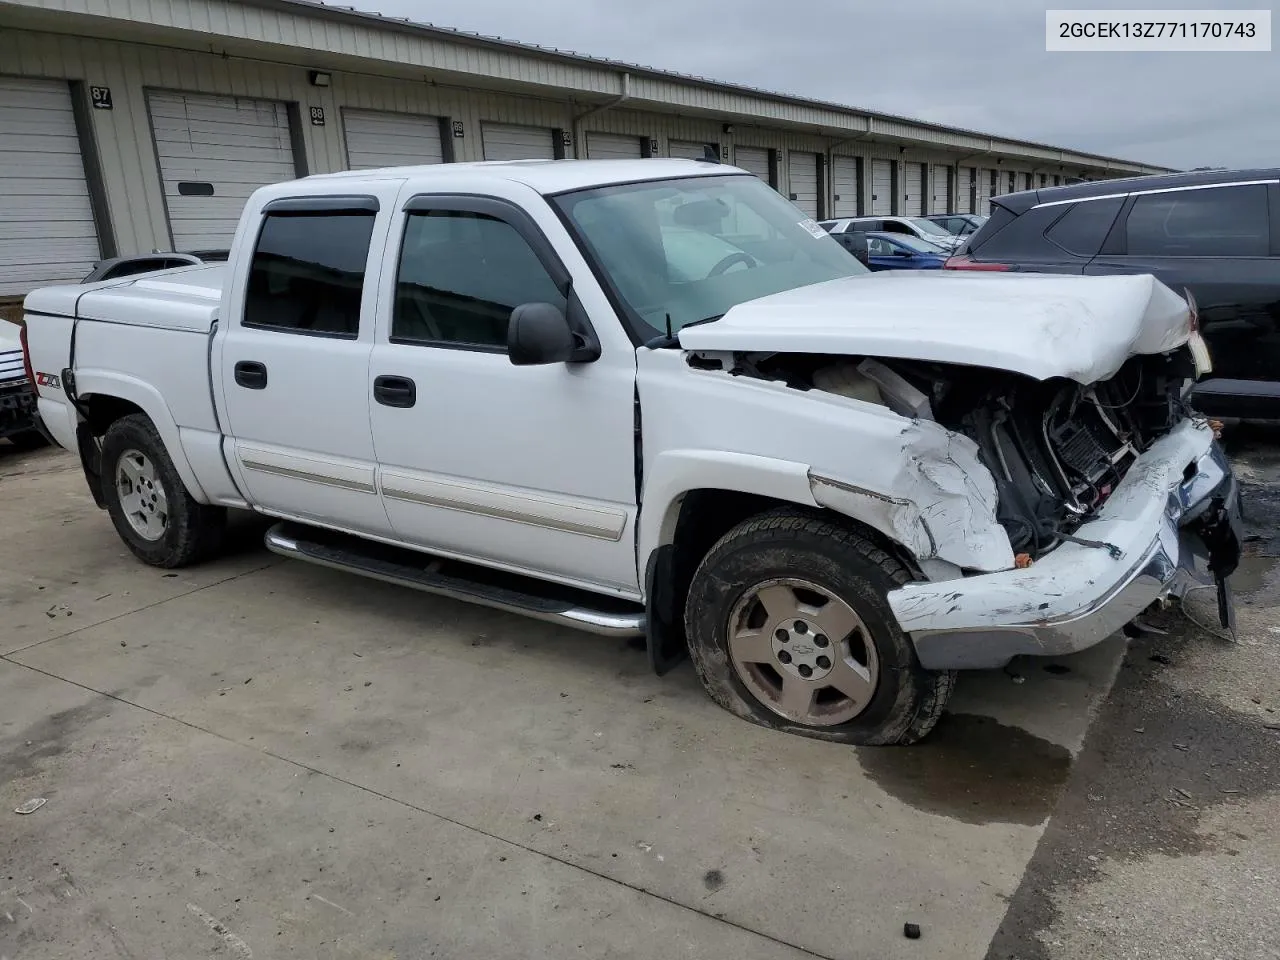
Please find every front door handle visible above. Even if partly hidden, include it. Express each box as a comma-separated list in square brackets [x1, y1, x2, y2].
[234, 361, 267, 389]
[373, 375, 416, 408]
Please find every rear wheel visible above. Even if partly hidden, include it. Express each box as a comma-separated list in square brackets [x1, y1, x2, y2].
[100, 414, 225, 568]
[684, 510, 954, 745]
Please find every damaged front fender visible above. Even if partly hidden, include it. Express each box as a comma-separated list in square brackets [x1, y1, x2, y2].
[810, 419, 1014, 574]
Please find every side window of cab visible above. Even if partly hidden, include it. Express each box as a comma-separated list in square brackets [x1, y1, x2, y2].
[392, 209, 566, 350]
[244, 207, 377, 337]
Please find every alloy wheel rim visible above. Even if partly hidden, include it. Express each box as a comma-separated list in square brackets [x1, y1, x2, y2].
[116, 449, 168, 541]
[727, 577, 879, 726]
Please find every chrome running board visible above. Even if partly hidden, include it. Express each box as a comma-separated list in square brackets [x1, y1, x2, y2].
[264, 522, 646, 639]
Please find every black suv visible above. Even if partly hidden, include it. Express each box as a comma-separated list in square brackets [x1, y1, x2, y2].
[947, 169, 1280, 419]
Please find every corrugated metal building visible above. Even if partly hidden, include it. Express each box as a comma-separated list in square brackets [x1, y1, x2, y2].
[0, 0, 1173, 297]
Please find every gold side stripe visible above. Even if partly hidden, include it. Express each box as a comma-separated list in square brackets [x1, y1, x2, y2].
[239, 458, 377, 494]
[380, 484, 626, 541]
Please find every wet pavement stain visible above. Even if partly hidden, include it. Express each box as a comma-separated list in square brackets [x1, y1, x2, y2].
[1228, 546, 1278, 596]
[0, 694, 116, 785]
[857, 713, 1072, 826]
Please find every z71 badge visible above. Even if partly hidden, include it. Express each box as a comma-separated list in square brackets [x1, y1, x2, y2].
[35, 372, 61, 389]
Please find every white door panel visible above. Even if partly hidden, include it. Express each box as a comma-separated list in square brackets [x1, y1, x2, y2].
[482, 123, 555, 160]
[221, 335, 389, 534]
[0, 78, 100, 294]
[956, 167, 973, 214]
[586, 132, 642, 159]
[832, 155, 859, 218]
[669, 139, 715, 160]
[734, 146, 771, 182]
[931, 166, 950, 213]
[902, 162, 926, 217]
[215, 183, 402, 537]
[369, 192, 638, 594]
[370, 353, 639, 594]
[148, 91, 297, 250]
[871, 159, 893, 215]
[788, 151, 819, 218]
[344, 109, 444, 169]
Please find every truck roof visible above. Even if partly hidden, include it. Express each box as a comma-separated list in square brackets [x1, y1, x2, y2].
[305, 158, 742, 194]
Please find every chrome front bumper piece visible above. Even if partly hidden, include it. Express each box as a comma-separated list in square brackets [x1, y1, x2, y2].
[892, 420, 1242, 670]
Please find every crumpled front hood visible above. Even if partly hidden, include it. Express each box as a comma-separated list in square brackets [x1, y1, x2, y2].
[677, 271, 1192, 383]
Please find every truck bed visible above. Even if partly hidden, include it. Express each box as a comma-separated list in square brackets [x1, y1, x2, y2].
[23, 262, 241, 506]
[24, 263, 227, 333]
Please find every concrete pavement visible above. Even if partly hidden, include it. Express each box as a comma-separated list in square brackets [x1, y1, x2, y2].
[0, 443, 1147, 960]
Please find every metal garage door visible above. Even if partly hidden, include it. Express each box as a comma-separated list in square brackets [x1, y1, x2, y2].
[343, 109, 443, 170]
[669, 139, 716, 161]
[902, 162, 926, 216]
[734, 145, 771, 182]
[482, 123, 555, 161]
[788, 152, 819, 218]
[148, 92, 297, 251]
[871, 159, 893, 215]
[0, 78, 100, 295]
[931, 165, 951, 214]
[585, 132, 642, 160]
[956, 167, 974, 214]
[976, 168, 995, 212]
[831, 155, 859, 217]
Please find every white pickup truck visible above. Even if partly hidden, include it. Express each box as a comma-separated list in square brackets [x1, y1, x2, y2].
[23, 158, 1241, 745]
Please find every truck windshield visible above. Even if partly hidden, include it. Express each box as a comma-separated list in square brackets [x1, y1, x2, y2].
[553, 174, 868, 336]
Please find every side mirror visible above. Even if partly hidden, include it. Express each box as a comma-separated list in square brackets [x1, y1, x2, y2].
[508, 302, 577, 366]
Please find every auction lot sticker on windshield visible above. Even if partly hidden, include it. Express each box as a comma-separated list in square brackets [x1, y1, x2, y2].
[1046, 10, 1271, 51]
[799, 218, 828, 239]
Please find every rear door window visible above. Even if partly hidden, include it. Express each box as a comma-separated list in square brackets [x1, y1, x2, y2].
[1124, 184, 1269, 257]
[1045, 197, 1124, 257]
[244, 212, 376, 337]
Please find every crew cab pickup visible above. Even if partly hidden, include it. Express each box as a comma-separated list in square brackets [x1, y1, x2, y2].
[23, 159, 1241, 745]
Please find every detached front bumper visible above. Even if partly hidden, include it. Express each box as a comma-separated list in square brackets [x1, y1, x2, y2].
[893, 419, 1241, 670]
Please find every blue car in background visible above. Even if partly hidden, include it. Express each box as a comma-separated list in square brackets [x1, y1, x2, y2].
[862, 232, 949, 271]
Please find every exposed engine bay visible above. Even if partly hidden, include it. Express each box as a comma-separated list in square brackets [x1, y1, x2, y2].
[694, 347, 1202, 562]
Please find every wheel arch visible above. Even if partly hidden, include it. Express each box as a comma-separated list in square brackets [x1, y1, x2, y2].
[639, 450, 928, 674]
[75, 372, 210, 503]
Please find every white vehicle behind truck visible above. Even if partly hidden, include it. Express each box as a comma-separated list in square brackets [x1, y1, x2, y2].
[22, 159, 1242, 745]
[1, 319, 48, 451]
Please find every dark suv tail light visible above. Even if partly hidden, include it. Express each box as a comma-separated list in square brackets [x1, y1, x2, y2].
[944, 255, 1011, 271]
[19, 321, 36, 385]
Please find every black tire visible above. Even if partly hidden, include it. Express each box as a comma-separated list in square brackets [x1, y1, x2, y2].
[99, 413, 226, 568]
[6, 429, 49, 452]
[684, 510, 954, 746]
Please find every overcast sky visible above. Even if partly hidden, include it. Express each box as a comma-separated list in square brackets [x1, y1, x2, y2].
[342, 0, 1277, 170]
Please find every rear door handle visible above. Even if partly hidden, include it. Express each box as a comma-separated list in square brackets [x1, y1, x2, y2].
[234, 361, 267, 389]
[373, 375, 416, 408]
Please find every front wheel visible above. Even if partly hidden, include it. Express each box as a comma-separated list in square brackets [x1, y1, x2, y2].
[100, 413, 226, 568]
[684, 511, 954, 746]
